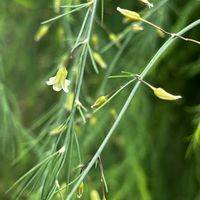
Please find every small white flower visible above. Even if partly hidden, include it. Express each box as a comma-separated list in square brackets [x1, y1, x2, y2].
[46, 67, 70, 93]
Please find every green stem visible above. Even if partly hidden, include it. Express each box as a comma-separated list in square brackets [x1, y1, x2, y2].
[97, 0, 169, 95]
[66, 19, 200, 200]
[142, 19, 200, 45]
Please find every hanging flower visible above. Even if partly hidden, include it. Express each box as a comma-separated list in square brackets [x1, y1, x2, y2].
[46, 67, 70, 93]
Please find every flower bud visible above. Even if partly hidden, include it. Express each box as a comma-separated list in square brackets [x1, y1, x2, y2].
[91, 95, 108, 109]
[132, 24, 144, 32]
[136, 76, 182, 101]
[110, 109, 117, 120]
[117, 7, 141, 21]
[54, 0, 61, 13]
[139, 0, 154, 8]
[77, 182, 84, 198]
[90, 190, 101, 200]
[34, 25, 49, 42]
[93, 52, 107, 69]
[50, 124, 67, 136]
[122, 17, 130, 24]
[156, 29, 165, 38]
[91, 34, 99, 50]
[153, 88, 182, 101]
[109, 33, 121, 47]
[64, 92, 74, 111]
[90, 116, 97, 125]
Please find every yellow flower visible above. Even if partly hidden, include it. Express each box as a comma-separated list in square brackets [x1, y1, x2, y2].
[117, 7, 141, 21]
[46, 67, 70, 93]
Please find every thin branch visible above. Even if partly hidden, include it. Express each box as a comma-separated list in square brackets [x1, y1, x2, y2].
[142, 18, 200, 45]
[66, 19, 200, 200]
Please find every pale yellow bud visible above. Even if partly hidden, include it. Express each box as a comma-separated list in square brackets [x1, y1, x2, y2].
[153, 88, 182, 101]
[91, 95, 108, 109]
[139, 77, 182, 101]
[156, 29, 165, 38]
[117, 7, 141, 21]
[57, 26, 65, 40]
[139, 0, 154, 8]
[102, 195, 107, 200]
[54, 0, 61, 13]
[56, 183, 67, 198]
[110, 109, 118, 120]
[50, 124, 67, 136]
[87, 0, 94, 8]
[132, 24, 144, 32]
[93, 52, 107, 69]
[77, 182, 84, 198]
[64, 92, 74, 111]
[122, 17, 131, 24]
[34, 25, 49, 42]
[91, 34, 99, 50]
[109, 33, 121, 47]
[89, 116, 97, 126]
[90, 190, 101, 200]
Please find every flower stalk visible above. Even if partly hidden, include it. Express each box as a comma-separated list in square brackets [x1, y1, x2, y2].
[135, 75, 182, 101]
[117, 7, 200, 45]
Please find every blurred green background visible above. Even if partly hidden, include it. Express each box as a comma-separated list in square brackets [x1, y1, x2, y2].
[0, 0, 200, 199]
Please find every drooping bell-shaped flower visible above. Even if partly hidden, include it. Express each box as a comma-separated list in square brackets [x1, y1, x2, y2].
[46, 67, 70, 93]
